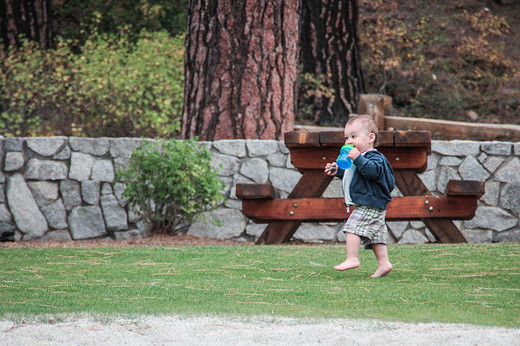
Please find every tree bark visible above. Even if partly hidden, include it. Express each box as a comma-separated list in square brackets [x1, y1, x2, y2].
[182, 0, 299, 140]
[0, 0, 53, 50]
[300, 0, 364, 127]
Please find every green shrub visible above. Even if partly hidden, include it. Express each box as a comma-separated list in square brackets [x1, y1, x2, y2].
[0, 30, 184, 137]
[0, 39, 77, 136]
[72, 30, 185, 137]
[116, 138, 225, 234]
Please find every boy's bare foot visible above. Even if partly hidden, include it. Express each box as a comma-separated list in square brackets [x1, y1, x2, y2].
[333, 258, 360, 271]
[371, 263, 393, 278]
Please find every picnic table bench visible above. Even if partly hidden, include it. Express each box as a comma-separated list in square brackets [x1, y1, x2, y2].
[237, 130, 485, 245]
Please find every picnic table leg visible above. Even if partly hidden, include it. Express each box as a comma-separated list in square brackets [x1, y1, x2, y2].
[394, 169, 468, 243]
[256, 171, 333, 245]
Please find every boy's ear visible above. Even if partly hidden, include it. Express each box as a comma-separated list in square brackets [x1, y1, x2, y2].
[368, 132, 376, 144]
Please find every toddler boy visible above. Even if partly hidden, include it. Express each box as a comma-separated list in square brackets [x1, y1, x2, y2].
[325, 115, 395, 278]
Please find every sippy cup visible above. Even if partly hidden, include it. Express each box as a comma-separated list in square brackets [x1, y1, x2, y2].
[336, 144, 354, 169]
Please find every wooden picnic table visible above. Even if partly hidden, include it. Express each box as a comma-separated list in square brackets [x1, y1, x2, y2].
[237, 130, 484, 245]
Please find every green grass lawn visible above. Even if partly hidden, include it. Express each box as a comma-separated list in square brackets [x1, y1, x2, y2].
[0, 242, 519, 327]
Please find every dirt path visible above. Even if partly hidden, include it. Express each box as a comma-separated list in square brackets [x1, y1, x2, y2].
[1, 314, 519, 345]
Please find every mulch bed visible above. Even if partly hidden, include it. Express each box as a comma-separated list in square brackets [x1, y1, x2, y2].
[0, 234, 254, 248]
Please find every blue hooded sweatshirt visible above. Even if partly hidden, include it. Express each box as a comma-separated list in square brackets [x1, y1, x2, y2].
[335, 149, 395, 210]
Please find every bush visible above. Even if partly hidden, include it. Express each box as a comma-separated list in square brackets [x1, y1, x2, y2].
[116, 138, 225, 234]
[72, 30, 185, 137]
[0, 30, 185, 137]
[0, 39, 77, 136]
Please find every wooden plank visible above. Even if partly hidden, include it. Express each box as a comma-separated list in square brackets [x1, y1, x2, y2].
[289, 147, 428, 172]
[289, 147, 340, 169]
[380, 147, 428, 173]
[394, 169, 468, 243]
[319, 130, 396, 147]
[319, 131, 344, 147]
[392, 195, 477, 220]
[245, 198, 348, 223]
[377, 131, 395, 147]
[242, 196, 479, 222]
[289, 130, 430, 149]
[284, 131, 320, 148]
[394, 130, 431, 155]
[236, 183, 275, 199]
[394, 130, 431, 147]
[385, 116, 520, 142]
[446, 180, 485, 197]
[256, 170, 333, 245]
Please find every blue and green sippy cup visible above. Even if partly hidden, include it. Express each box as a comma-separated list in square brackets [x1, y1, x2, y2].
[336, 144, 354, 169]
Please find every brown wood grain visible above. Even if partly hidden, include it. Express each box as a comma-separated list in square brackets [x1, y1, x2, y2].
[242, 196, 479, 222]
[290, 130, 430, 148]
[446, 180, 485, 197]
[289, 147, 428, 171]
[236, 183, 275, 199]
[284, 131, 321, 147]
[319, 131, 345, 147]
[385, 116, 520, 142]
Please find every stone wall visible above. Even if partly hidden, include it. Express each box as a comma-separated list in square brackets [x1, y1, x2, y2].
[1, 137, 519, 244]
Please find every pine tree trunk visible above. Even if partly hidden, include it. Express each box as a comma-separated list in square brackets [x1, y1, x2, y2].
[182, 0, 299, 140]
[300, 0, 364, 126]
[0, 0, 53, 50]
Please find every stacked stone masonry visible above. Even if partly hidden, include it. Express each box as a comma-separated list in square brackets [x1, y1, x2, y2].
[0, 137, 519, 244]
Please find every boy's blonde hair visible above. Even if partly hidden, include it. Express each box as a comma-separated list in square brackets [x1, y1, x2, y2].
[346, 115, 379, 143]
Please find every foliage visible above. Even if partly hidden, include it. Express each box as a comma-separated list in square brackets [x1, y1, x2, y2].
[53, 0, 188, 44]
[0, 243, 519, 327]
[0, 39, 75, 136]
[0, 31, 185, 137]
[359, 0, 520, 124]
[115, 138, 225, 234]
[71, 30, 185, 137]
[297, 71, 336, 124]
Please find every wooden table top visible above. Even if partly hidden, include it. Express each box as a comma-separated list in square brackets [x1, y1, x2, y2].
[284, 130, 432, 172]
[284, 130, 431, 152]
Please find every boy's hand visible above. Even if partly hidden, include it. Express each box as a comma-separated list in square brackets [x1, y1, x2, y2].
[325, 162, 338, 175]
[348, 147, 361, 160]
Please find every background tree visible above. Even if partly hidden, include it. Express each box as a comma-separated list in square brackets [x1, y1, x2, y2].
[299, 0, 364, 127]
[0, 0, 53, 50]
[181, 0, 300, 140]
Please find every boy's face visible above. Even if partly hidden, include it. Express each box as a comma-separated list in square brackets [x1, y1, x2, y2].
[344, 120, 376, 153]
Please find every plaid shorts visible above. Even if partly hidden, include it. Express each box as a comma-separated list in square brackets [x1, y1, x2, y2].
[342, 205, 388, 249]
